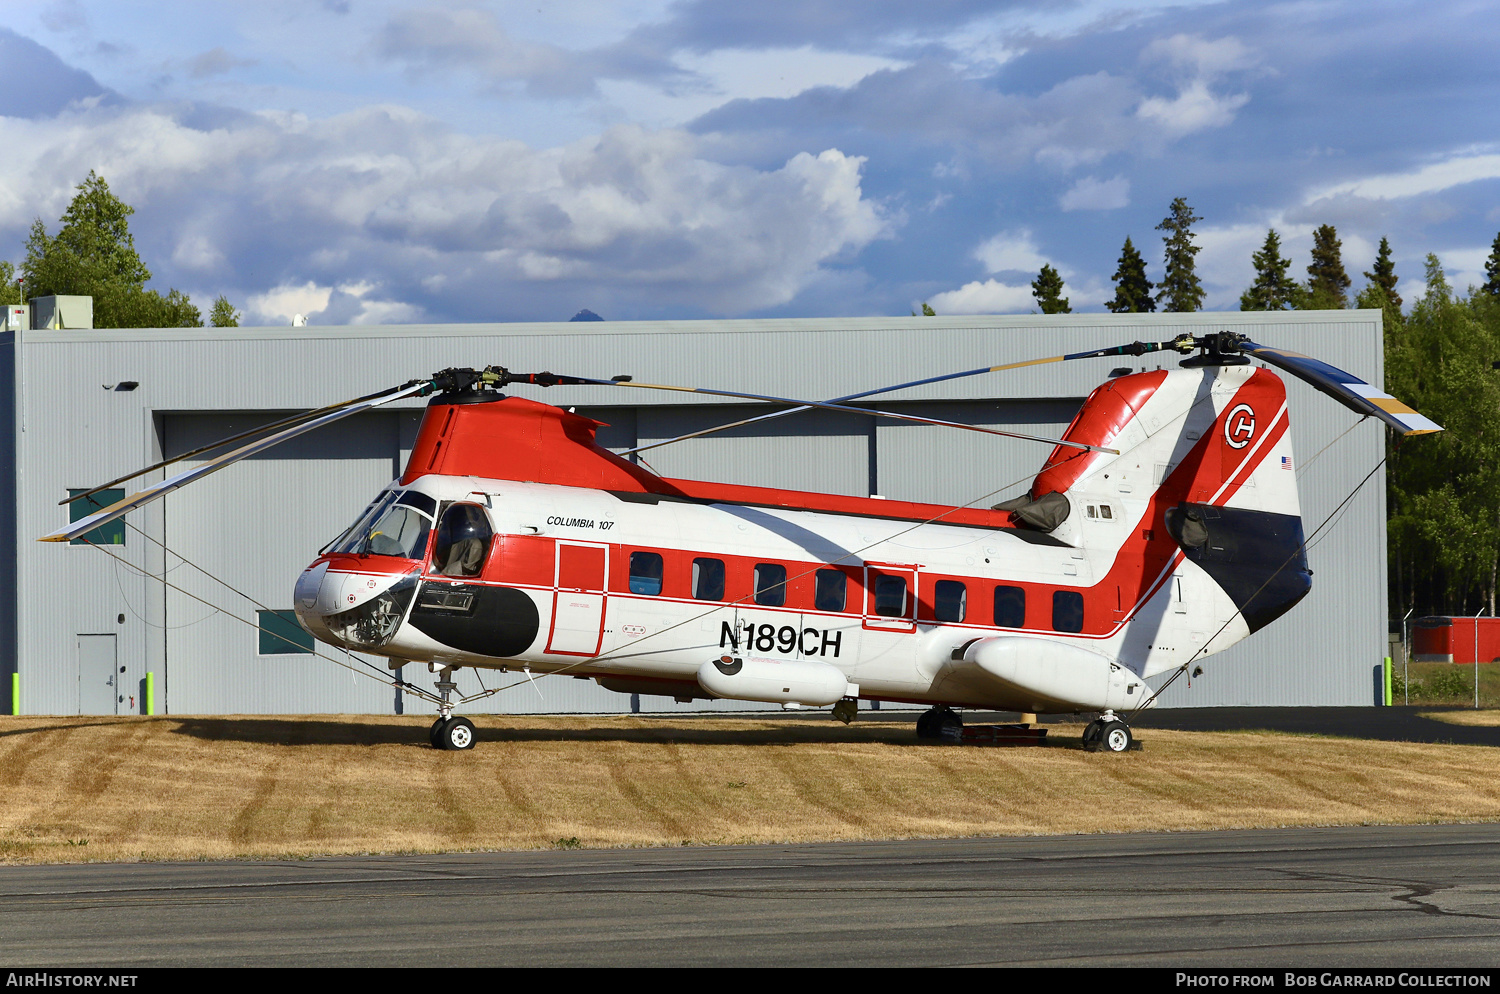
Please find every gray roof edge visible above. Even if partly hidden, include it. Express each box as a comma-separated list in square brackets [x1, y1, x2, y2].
[15, 309, 1382, 345]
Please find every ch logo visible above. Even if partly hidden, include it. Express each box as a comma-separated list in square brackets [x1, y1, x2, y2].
[1224, 403, 1256, 449]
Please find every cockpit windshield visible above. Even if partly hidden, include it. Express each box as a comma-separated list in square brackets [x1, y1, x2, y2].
[328, 488, 435, 559]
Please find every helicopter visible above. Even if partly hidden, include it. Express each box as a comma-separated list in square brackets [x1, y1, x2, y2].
[45, 330, 1439, 752]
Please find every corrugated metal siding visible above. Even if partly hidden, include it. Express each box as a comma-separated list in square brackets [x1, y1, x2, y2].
[9, 312, 1390, 714]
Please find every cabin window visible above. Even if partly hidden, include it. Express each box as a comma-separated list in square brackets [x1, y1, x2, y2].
[692, 558, 725, 600]
[933, 580, 967, 623]
[754, 563, 787, 607]
[431, 503, 491, 577]
[993, 585, 1025, 628]
[1052, 590, 1084, 633]
[873, 576, 908, 617]
[1100, 504, 1113, 519]
[628, 551, 664, 596]
[815, 569, 846, 612]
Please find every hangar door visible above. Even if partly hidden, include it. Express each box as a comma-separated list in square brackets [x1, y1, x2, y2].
[159, 410, 417, 714]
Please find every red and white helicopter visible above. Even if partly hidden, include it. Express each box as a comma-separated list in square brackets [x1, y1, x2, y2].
[46, 331, 1439, 752]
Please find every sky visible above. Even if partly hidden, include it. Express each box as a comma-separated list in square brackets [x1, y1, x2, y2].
[1, 0, 1497, 326]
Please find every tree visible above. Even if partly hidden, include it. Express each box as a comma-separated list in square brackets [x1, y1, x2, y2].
[209, 295, 241, 327]
[21, 171, 201, 328]
[911, 302, 936, 316]
[1239, 228, 1302, 311]
[1356, 233, 1398, 311]
[1105, 237, 1154, 313]
[1384, 253, 1500, 617]
[1154, 197, 1204, 312]
[1031, 264, 1070, 314]
[1482, 232, 1500, 299]
[0, 260, 19, 306]
[1305, 223, 1351, 309]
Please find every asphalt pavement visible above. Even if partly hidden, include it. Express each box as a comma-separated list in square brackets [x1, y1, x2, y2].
[4, 823, 1500, 967]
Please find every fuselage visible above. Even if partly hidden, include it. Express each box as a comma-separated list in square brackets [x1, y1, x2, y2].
[293, 362, 1313, 714]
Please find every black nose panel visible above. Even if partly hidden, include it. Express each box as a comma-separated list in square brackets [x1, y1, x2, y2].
[408, 582, 540, 658]
[1166, 502, 1312, 633]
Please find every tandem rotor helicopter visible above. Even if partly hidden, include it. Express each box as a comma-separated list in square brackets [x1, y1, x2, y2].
[46, 330, 1439, 752]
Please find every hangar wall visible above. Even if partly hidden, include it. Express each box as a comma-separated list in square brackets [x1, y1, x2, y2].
[2, 312, 1389, 716]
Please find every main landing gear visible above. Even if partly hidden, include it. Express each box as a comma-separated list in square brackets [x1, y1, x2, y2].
[1082, 710, 1134, 753]
[427, 664, 476, 751]
[916, 705, 963, 741]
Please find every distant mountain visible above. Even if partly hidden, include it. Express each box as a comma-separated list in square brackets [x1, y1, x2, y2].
[569, 309, 604, 321]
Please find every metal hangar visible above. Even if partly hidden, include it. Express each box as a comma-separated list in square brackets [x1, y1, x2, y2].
[0, 311, 1389, 716]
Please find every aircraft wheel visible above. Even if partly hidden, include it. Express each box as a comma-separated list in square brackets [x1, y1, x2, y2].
[429, 718, 449, 749]
[1081, 719, 1104, 752]
[1100, 720, 1133, 753]
[916, 707, 962, 740]
[442, 716, 477, 751]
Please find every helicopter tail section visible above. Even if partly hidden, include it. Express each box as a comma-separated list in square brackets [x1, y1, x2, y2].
[1018, 363, 1312, 669]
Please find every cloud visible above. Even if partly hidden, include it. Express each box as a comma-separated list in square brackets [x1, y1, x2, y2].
[1059, 175, 1129, 211]
[928, 278, 1034, 314]
[0, 101, 889, 319]
[0, 28, 114, 119]
[188, 47, 257, 79]
[1305, 150, 1500, 204]
[1135, 34, 1255, 137]
[374, 5, 686, 99]
[974, 229, 1047, 274]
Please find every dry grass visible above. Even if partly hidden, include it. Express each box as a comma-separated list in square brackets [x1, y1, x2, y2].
[3, 713, 1499, 864]
[1419, 709, 1500, 727]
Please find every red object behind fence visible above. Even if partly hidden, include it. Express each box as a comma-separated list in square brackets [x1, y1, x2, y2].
[1412, 616, 1500, 663]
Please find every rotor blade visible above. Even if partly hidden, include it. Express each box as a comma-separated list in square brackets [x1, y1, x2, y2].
[1240, 340, 1443, 436]
[512, 373, 1119, 454]
[60, 382, 425, 507]
[618, 339, 1188, 456]
[41, 381, 432, 543]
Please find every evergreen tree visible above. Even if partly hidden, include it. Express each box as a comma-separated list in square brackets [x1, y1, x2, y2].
[1305, 223, 1351, 309]
[1482, 231, 1500, 299]
[1154, 197, 1205, 312]
[1239, 228, 1302, 310]
[209, 295, 240, 327]
[21, 171, 201, 328]
[1355, 236, 1403, 320]
[1104, 236, 1154, 313]
[1031, 264, 1071, 314]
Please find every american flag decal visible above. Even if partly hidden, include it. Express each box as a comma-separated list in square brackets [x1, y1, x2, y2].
[1281, 456, 1292, 470]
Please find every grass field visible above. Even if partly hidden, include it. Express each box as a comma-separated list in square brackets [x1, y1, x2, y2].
[3, 712, 1500, 864]
[1392, 660, 1500, 707]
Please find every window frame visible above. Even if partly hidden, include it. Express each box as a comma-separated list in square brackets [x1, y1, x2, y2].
[628, 550, 665, 596]
[691, 557, 726, 601]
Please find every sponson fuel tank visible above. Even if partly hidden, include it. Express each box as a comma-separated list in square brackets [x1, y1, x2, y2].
[957, 637, 1147, 712]
[696, 656, 856, 707]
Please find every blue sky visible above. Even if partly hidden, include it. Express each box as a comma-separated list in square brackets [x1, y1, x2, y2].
[2, 0, 1497, 325]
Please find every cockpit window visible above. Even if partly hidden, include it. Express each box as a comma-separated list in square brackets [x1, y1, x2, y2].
[431, 503, 493, 577]
[396, 490, 438, 517]
[328, 489, 399, 555]
[361, 505, 431, 559]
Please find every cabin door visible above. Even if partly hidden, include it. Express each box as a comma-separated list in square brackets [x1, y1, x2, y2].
[547, 541, 609, 656]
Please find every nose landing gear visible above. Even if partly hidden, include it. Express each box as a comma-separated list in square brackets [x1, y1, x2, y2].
[427, 664, 477, 751]
[1082, 710, 1134, 753]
